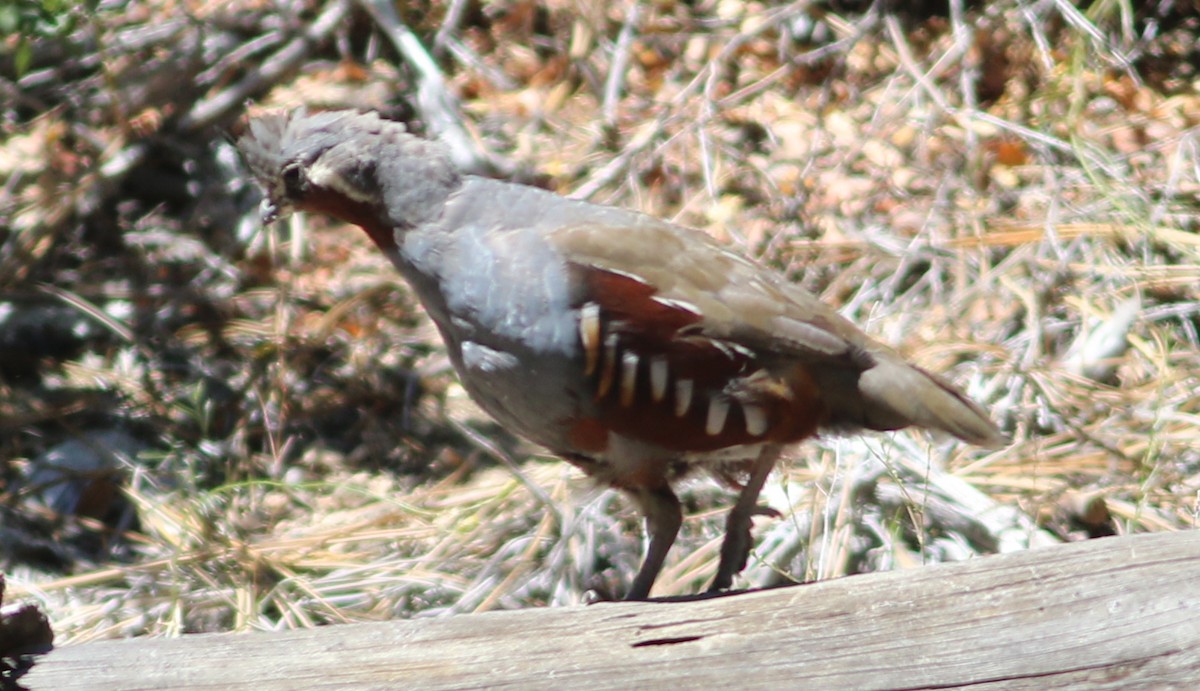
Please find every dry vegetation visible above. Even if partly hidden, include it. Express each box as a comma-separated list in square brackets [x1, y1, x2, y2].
[1, 0, 1198, 646]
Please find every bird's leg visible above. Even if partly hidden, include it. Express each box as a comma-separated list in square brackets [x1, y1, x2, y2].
[624, 484, 683, 600]
[709, 445, 783, 593]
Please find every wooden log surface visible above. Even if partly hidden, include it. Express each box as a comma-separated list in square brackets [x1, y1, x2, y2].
[21, 530, 1200, 690]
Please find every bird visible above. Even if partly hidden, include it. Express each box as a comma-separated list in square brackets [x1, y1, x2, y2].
[237, 109, 1006, 600]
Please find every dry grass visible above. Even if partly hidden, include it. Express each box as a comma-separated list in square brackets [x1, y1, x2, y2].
[2, 0, 1198, 643]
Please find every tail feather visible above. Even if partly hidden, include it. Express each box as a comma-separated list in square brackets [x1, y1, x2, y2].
[857, 357, 1008, 448]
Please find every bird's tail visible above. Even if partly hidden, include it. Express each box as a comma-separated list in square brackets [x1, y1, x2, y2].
[856, 355, 1008, 447]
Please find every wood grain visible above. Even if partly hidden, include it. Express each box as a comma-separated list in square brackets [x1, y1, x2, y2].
[23, 530, 1200, 690]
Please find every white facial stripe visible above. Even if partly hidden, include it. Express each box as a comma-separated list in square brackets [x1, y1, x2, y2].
[305, 158, 375, 204]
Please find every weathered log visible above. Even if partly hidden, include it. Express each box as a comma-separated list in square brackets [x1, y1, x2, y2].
[22, 530, 1200, 690]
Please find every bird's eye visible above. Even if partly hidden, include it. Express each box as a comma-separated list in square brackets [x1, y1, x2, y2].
[281, 162, 306, 197]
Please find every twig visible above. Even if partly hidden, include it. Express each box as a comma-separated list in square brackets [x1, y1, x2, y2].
[356, 0, 506, 177]
[576, 2, 813, 201]
[569, 114, 668, 200]
[446, 417, 561, 520]
[39, 283, 134, 343]
[885, 11, 1079, 162]
[432, 0, 470, 55]
[193, 31, 287, 88]
[602, 3, 640, 128]
[177, 0, 349, 133]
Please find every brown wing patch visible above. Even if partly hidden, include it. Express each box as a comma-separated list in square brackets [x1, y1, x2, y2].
[579, 267, 703, 335]
[572, 265, 829, 452]
[565, 416, 610, 454]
